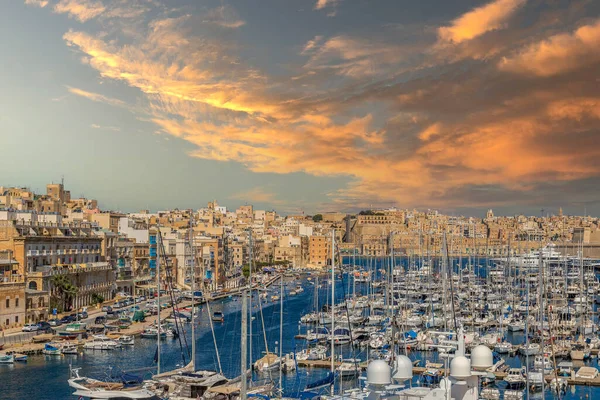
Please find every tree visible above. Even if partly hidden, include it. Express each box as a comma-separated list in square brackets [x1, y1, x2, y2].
[312, 214, 323, 222]
[50, 274, 79, 312]
[91, 293, 105, 305]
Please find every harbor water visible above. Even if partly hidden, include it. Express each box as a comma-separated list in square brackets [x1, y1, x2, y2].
[2, 256, 600, 399]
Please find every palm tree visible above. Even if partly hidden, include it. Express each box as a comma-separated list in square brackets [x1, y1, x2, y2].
[50, 274, 77, 312]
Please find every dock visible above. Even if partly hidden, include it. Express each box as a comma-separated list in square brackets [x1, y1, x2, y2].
[1, 274, 284, 353]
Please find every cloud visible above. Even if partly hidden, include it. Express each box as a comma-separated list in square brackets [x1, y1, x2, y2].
[66, 86, 127, 108]
[90, 123, 121, 131]
[50, 1, 600, 212]
[301, 35, 405, 78]
[54, 0, 105, 22]
[230, 187, 284, 205]
[25, 0, 48, 7]
[499, 18, 600, 76]
[202, 6, 245, 29]
[302, 36, 323, 54]
[438, 0, 526, 44]
[314, 0, 339, 11]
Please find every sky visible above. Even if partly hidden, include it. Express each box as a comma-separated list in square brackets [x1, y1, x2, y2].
[0, 0, 599, 216]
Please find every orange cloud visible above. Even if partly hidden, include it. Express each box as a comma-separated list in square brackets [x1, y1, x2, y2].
[25, 0, 48, 7]
[438, 0, 525, 44]
[499, 18, 600, 76]
[67, 86, 127, 108]
[54, 0, 105, 22]
[53, 2, 600, 211]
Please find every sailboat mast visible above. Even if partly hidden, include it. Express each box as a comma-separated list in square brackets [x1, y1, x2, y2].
[248, 229, 253, 370]
[241, 288, 248, 400]
[279, 273, 283, 394]
[189, 213, 196, 371]
[156, 227, 161, 375]
[331, 228, 335, 380]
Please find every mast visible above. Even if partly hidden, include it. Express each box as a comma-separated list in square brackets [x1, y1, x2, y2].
[189, 213, 196, 371]
[279, 273, 283, 395]
[248, 229, 253, 373]
[330, 228, 336, 388]
[241, 288, 248, 400]
[156, 227, 161, 375]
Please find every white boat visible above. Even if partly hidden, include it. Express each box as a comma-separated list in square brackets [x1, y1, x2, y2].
[503, 367, 527, 390]
[118, 335, 135, 346]
[281, 353, 296, 373]
[0, 353, 14, 364]
[336, 359, 360, 378]
[84, 335, 121, 350]
[296, 345, 327, 361]
[68, 367, 158, 399]
[253, 353, 281, 371]
[494, 342, 513, 354]
[519, 343, 540, 356]
[62, 343, 79, 355]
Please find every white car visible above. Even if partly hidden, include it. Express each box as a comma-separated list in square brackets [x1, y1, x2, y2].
[22, 323, 39, 332]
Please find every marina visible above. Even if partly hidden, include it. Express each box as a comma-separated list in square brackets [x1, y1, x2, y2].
[4, 248, 600, 399]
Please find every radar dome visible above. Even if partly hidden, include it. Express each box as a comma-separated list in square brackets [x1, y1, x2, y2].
[471, 345, 493, 369]
[450, 356, 471, 379]
[393, 355, 413, 381]
[367, 360, 392, 385]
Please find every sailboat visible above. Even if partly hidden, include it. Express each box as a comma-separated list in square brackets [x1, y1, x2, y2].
[68, 367, 158, 400]
[305, 229, 337, 393]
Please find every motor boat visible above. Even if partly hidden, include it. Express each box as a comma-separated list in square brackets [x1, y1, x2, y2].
[494, 342, 513, 354]
[62, 343, 80, 355]
[519, 343, 540, 356]
[68, 367, 159, 399]
[43, 343, 62, 355]
[253, 353, 281, 371]
[118, 335, 135, 346]
[337, 359, 360, 379]
[503, 367, 527, 390]
[84, 335, 121, 350]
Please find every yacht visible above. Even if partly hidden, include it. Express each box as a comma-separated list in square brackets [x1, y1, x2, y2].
[119, 335, 135, 346]
[84, 335, 121, 350]
[68, 367, 159, 400]
[503, 367, 527, 390]
[494, 244, 566, 268]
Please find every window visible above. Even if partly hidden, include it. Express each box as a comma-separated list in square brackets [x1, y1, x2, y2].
[15, 298, 19, 307]
[5, 298, 9, 308]
[15, 316, 18, 323]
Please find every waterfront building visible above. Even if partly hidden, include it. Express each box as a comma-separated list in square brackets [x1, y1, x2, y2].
[0, 217, 114, 311]
[0, 250, 25, 329]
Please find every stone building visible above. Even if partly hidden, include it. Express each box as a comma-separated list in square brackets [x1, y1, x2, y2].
[0, 250, 25, 328]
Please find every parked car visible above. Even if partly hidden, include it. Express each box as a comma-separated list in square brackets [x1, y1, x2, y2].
[37, 321, 53, 333]
[77, 311, 88, 319]
[48, 318, 62, 327]
[22, 323, 39, 332]
[60, 315, 74, 324]
[94, 316, 107, 324]
[101, 305, 113, 312]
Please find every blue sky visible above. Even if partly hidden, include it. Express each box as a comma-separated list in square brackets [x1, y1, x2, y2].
[1, 0, 599, 216]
